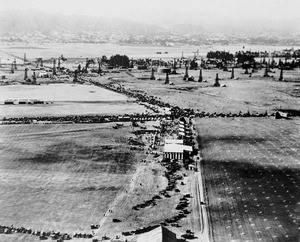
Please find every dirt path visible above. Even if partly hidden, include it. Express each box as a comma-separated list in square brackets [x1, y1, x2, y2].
[191, 126, 210, 242]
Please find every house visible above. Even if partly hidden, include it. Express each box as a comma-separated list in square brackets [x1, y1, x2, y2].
[137, 226, 177, 242]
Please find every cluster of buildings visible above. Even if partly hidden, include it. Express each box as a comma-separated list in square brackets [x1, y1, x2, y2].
[163, 117, 195, 162]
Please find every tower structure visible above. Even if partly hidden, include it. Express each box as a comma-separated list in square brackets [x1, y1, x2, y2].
[198, 68, 203, 82]
[24, 68, 28, 80]
[231, 67, 234, 79]
[165, 72, 169, 84]
[150, 68, 155, 80]
[183, 64, 189, 80]
[279, 67, 283, 81]
[214, 73, 220, 86]
[53, 59, 56, 75]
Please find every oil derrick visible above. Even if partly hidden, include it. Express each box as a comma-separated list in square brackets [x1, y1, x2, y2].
[98, 59, 102, 74]
[150, 68, 155, 80]
[279, 67, 283, 81]
[32, 71, 37, 83]
[73, 70, 78, 82]
[53, 59, 56, 75]
[183, 64, 189, 80]
[263, 65, 269, 77]
[11, 63, 14, 74]
[14, 59, 17, 70]
[214, 73, 220, 86]
[198, 68, 203, 82]
[85, 58, 89, 70]
[165, 72, 169, 84]
[231, 67, 234, 79]
[24, 68, 28, 80]
[171, 59, 177, 74]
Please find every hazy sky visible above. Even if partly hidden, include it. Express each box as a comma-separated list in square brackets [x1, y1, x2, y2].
[0, 0, 299, 20]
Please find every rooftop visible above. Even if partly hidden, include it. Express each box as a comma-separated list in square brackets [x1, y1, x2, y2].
[164, 143, 193, 153]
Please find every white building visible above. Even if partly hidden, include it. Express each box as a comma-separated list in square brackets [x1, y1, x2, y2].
[163, 143, 193, 160]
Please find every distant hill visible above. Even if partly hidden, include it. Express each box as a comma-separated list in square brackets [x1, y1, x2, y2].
[0, 9, 169, 36]
[122, 9, 300, 36]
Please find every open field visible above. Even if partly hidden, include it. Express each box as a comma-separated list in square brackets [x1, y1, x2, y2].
[0, 84, 147, 118]
[0, 121, 204, 241]
[196, 117, 300, 241]
[1, 43, 300, 241]
[91, 67, 300, 114]
[0, 123, 146, 237]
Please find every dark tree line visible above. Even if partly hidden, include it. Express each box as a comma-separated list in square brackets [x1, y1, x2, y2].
[109, 54, 130, 68]
[207, 51, 234, 61]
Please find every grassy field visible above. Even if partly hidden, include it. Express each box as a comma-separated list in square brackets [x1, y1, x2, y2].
[0, 121, 201, 241]
[93, 67, 300, 114]
[0, 123, 145, 235]
[196, 117, 300, 241]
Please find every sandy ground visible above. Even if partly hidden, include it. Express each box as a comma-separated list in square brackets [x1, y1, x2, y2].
[0, 123, 144, 236]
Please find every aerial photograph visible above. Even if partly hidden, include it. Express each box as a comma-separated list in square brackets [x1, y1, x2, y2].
[0, 0, 299, 241]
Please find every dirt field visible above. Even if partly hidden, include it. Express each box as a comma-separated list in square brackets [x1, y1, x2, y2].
[0, 84, 147, 118]
[0, 123, 145, 236]
[92, 67, 300, 115]
[196, 117, 300, 241]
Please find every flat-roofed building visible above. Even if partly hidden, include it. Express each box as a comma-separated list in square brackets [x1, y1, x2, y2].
[164, 143, 193, 160]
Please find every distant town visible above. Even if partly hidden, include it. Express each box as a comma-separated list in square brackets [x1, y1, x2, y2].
[1, 30, 300, 46]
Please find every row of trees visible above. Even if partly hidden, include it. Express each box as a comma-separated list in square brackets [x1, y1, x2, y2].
[206, 50, 300, 64]
[100, 54, 130, 68]
[207, 51, 234, 61]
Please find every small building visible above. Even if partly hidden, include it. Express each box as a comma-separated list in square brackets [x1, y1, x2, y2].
[164, 143, 193, 160]
[137, 225, 177, 242]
